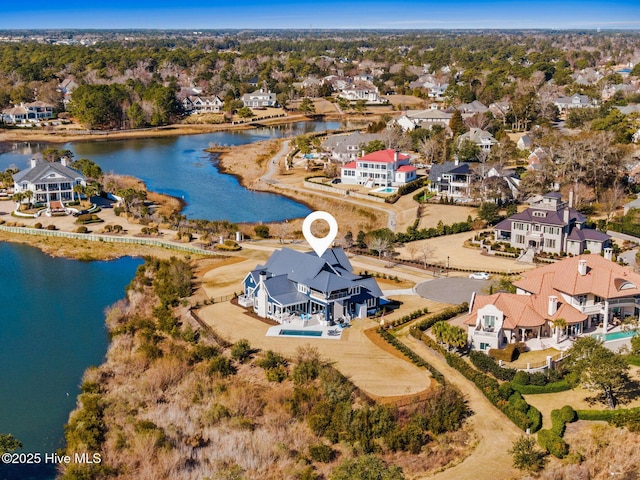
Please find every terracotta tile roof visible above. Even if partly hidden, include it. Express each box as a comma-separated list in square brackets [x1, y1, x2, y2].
[342, 161, 357, 169]
[464, 289, 587, 329]
[514, 254, 640, 300]
[397, 165, 416, 172]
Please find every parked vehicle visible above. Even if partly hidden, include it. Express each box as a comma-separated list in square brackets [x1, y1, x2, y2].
[469, 272, 490, 280]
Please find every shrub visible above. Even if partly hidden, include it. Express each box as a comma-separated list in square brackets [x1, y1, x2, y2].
[488, 342, 526, 362]
[470, 350, 517, 381]
[34, 222, 42, 229]
[254, 224, 270, 238]
[76, 226, 88, 234]
[230, 339, 253, 363]
[46, 224, 57, 230]
[537, 429, 568, 458]
[308, 443, 335, 463]
[207, 356, 237, 377]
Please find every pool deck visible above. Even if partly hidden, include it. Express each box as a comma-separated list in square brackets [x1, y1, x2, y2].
[265, 316, 344, 340]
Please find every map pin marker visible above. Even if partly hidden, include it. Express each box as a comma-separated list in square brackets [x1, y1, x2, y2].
[302, 211, 338, 257]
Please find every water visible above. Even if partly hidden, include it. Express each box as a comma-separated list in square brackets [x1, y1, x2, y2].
[0, 121, 345, 223]
[592, 329, 639, 342]
[279, 329, 324, 337]
[0, 243, 142, 480]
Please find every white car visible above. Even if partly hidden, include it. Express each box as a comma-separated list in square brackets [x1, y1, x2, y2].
[469, 272, 490, 280]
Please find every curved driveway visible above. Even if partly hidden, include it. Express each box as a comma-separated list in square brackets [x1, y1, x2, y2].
[415, 277, 491, 305]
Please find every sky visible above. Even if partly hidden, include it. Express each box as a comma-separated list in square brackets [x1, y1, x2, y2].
[0, 0, 639, 30]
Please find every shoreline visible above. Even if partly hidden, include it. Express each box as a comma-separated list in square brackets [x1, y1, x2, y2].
[0, 112, 344, 145]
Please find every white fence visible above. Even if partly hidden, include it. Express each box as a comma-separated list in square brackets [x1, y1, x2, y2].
[0, 225, 217, 256]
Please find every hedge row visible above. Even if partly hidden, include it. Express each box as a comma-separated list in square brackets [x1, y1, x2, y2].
[511, 380, 571, 395]
[577, 407, 640, 431]
[377, 328, 445, 384]
[414, 331, 541, 433]
[410, 304, 469, 334]
[469, 350, 517, 381]
[380, 307, 430, 330]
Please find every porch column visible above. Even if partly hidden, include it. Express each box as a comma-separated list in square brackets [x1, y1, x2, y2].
[603, 299, 609, 333]
[537, 327, 541, 339]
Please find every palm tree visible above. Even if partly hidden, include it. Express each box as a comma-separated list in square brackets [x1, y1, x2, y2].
[23, 190, 33, 210]
[551, 318, 567, 341]
[73, 184, 85, 204]
[11, 191, 24, 211]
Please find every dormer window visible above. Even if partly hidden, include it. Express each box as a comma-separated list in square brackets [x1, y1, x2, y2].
[614, 278, 637, 291]
[532, 211, 546, 217]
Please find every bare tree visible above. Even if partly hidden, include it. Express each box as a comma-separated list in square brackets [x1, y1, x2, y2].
[369, 237, 391, 261]
[600, 182, 626, 221]
[418, 243, 434, 270]
[405, 242, 419, 261]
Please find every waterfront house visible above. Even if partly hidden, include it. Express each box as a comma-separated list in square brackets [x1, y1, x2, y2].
[182, 95, 223, 114]
[340, 149, 416, 187]
[465, 253, 640, 351]
[240, 247, 382, 324]
[338, 82, 385, 103]
[427, 158, 475, 198]
[493, 192, 611, 255]
[13, 158, 86, 209]
[1, 101, 54, 124]
[242, 89, 278, 108]
[321, 132, 386, 163]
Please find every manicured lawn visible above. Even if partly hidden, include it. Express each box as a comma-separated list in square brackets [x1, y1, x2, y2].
[504, 348, 561, 369]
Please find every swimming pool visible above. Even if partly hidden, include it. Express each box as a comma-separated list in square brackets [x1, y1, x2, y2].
[279, 329, 323, 337]
[592, 329, 639, 342]
[372, 186, 398, 194]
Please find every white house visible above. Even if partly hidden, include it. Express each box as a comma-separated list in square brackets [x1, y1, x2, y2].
[339, 82, 385, 103]
[554, 94, 596, 113]
[2, 102, 54, 124]
[392, 108, 452, 132]
[341, 149, 416, 187]
[13, 158, 87, 209]
[182, 95, 223, 114]
[242, 89, 278, 108]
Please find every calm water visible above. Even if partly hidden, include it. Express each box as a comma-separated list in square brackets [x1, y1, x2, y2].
[0, 121, 345, 222]
[0, 244, 142, 480]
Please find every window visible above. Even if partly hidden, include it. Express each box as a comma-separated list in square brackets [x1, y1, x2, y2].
[484, 315, 496, 329]
[544, 238, 556, 249]
[515, 234, 525, 244]
[480, 342, 490, 350]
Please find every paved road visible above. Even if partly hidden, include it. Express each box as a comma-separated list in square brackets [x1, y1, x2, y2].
[415, 277, 491, 304]
[259, 137, 398, 230]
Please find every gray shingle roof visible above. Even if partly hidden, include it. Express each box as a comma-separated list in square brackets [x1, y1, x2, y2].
[13, 160, 86, 184]
[429, 161, 473, 182]
[567, 227, 610, 242]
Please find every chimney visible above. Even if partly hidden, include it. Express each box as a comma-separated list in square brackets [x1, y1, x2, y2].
[259, 271, 267, 284]
[394, 150, 398, 162]
[604, 247, 613, 261]
[60, 157, 67, 167]
[569, 190, 574, 209]
[30, 157, 37, 169]
[578, 259, 588, 276]
[454, 154, 459, 166]
[563, 205, 570, 225]
[548, 295, 558, 316]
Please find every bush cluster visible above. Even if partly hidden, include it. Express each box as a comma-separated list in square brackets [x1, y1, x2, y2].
[488, 342, 526, 362]
[395, 219, 472, 243]
[410, 304, 469, 334]
[75, 213, 102, 224]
